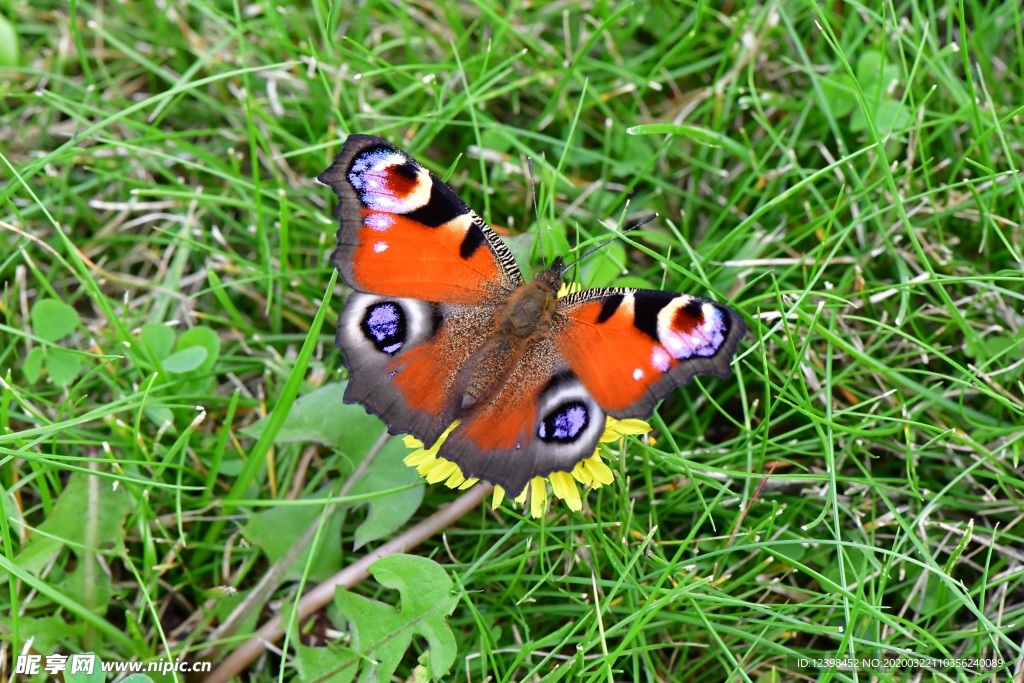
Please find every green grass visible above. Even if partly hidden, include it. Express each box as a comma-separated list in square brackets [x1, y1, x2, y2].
[2, 1, 1024, 682]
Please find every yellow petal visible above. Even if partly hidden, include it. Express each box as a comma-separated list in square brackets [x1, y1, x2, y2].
[549, 471, 582, 512]
[583, 455, 615, 487]
[529, 477, 547, 518]
[425, 459, 461, 484]
[556, 282, 582, 298]
[444, 469, 466, 489]
[601, 416, 652, 442]
[572, 460, 595, 487]
[514, 485, 529, 505]
[492, 486, 506, 509]
[403, 448, 435, 467]
[403, 435, 424, 449]
[610, 417, 652, 436]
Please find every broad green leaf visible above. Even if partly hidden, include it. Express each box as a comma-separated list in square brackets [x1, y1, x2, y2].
[820, 546, 870, 587]
[580, 240, 626, 288]
[873, 99, 910, 135]
[349, 438, 423, 550]
[243, 439, 422, 569]
[64, 656, 105, 683]
[162, 346, 208, 373]
[0, 614, 85, 655]
[0, 13, 20, 66]
[59, 558, 113, 615]
[144, 401, 175, 430]
[537, 222, 571, 261]
[762, 541, 807, 566]
[242, 492, 344, 582]
[22, 346, 44, 383]
[140, 323, 176, 361]
[851, 99, 910, 136]
[819, 73, 857, 118]
[31, 299, 79, 342]
[331, 555, 458, 682]
[242, 382, 386, 455]
[45, 347, 83, 385]
[12, 474, 134, 579]
[121, 676, 156, 683]
[295, 642, 356, 683]
[855, 49, 900, 94]
[611, 275, 655, 290]
[176, 326, 220, 374]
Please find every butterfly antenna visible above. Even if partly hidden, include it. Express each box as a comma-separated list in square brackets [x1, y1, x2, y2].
[563, 211, 659, 275]
[527, 157, 548, 266]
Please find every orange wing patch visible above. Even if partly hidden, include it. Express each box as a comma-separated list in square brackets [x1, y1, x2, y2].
[387, 342, 453, 417]
[555, 299, 661, 413]
[351, 210, 503, 304]
[320, 134, 524, 303]
[556, 290, 744, 418]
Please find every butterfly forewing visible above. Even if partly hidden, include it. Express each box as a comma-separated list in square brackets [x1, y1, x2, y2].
[318, 134, 522, 304]
[554, 288, 746, 418]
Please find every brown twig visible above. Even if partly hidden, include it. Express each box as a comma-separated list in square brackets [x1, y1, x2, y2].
[205, 483, 492, 683]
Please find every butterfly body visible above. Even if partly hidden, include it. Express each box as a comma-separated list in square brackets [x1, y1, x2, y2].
[320, 134, 745, 497]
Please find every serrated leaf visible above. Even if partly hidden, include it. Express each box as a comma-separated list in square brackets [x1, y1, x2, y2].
[242, 382, 386, 454]
[31, 299, 79, 342]
[0, 615, 85, 655]
[242, 493, 344, 582]
[23, 346, 44, 383]
[331, 555, 458, 682]
[162, 346, 208, 373]
[349, 438, 423, 550]
[11, 474, 133, 579]
[46, 347, 83, 385]
[140, 323, 176, 361]
[295, 642, 357, 683]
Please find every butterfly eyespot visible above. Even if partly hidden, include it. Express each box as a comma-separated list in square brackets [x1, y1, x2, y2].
[360, 301, 406, 355]
[537, 400, 590, 443]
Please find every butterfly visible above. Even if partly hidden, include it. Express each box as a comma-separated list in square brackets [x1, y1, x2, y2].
[318, 134, 745, 498]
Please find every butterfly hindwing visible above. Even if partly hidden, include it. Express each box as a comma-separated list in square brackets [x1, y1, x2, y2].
[337, 292, 504, 446]
[554, 288, 746, 417]
[318, 134, 523, 304]
[436, 348, 607, 497]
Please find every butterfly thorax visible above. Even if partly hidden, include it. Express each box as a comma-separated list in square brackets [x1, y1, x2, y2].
[460, 266, 563, 410]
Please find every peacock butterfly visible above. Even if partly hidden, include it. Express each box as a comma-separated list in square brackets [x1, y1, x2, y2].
[318, 134, 745, 498]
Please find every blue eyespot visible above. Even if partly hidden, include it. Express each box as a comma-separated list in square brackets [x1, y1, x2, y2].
[537, 401, 589, 443]
[361, 302, 405, 355]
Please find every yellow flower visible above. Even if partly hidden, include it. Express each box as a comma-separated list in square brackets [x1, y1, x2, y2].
[402, 416, 651, 518]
